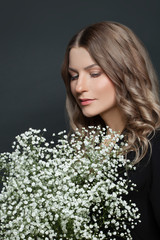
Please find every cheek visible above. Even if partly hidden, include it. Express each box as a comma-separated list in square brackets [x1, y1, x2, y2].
[96, 77, 116, 98]
[70, 82, 78, 102]
[70, 82, 75, 96]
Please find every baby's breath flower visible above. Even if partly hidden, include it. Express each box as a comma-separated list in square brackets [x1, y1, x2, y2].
[0, 126, 139, 240]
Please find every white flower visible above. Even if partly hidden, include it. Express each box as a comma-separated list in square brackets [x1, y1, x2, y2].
[26, 187, 32, 192]
[0, 126, 139, 240]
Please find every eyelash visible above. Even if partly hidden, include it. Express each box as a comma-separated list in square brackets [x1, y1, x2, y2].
[70, 72, 101, 81]
[90, 72, 101, 78]
[70, 75, 78, 81]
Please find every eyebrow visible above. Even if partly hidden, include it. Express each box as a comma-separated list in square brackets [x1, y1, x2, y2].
[68, 64, 99, 72]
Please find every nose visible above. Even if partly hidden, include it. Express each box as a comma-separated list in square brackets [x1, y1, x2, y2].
[75, 74, 88, 93]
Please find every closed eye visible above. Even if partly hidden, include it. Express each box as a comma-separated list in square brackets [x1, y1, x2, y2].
[90, 72, 101, 78]
[70, 74, 79, 81]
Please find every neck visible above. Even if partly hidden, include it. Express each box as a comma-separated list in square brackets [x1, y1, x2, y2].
[100, 107, 126, 133]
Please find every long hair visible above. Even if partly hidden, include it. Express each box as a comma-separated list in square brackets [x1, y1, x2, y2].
[61, 21, 160, 163]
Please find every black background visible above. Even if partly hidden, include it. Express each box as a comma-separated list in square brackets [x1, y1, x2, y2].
[0, 0, 160, 152]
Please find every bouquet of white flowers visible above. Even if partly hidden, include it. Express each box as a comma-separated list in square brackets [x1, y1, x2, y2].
[0, 126, 140, 240]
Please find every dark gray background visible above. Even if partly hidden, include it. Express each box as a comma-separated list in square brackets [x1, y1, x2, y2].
[0, 0, 160, 152]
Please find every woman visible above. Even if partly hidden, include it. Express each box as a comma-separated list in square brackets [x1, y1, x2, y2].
[61, 21, 160, 239]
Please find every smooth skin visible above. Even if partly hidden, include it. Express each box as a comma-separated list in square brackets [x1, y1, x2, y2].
[69, 47, 126, 133]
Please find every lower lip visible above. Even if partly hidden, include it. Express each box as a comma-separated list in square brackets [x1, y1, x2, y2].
[80, 99, 95, 106]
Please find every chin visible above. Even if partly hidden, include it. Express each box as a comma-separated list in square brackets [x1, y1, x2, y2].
[82, 111, 98, 118]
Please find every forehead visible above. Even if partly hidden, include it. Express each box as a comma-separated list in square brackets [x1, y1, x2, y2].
[69, 47, 96, 69]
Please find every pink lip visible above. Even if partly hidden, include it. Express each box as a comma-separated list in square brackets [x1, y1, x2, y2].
[79, 99, 95, 106]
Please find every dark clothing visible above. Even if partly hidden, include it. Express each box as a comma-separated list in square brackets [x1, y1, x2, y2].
[126, 130, 160, 239]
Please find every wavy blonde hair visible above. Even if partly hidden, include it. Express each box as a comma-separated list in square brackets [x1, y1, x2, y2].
[61, 21, 160, 164]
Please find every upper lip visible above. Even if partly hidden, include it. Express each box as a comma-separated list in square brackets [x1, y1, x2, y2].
[79, 98, 95, 102]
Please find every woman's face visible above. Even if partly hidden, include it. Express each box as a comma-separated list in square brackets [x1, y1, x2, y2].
[68, 47, 118, 124]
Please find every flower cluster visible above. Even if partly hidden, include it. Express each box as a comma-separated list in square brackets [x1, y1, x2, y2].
[0, 126, 140, 240]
